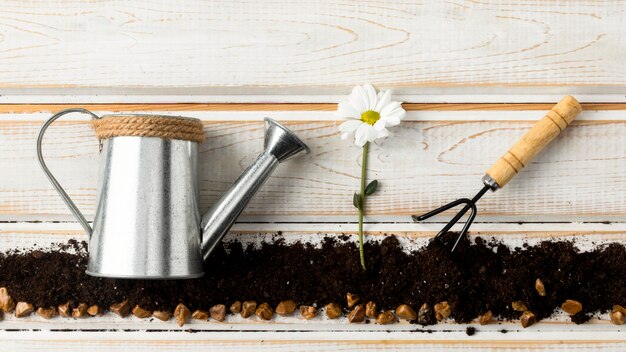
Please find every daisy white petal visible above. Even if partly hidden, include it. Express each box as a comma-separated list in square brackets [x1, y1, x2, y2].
[380, 100, 403, 116]
[374, 90, 391, 112]
[379, 112, 403, 127]
[363, 84, 378, 110]
[376, 128, 389, 139]
[339, 119, 362, 133]
[365, 124, 378, 142]
[373, 119, 386, 131]
[379, 103, 406, 127]
[337, 100, 361, 119]
[349, 85, 368, 113]
[354, 123, 370, 147]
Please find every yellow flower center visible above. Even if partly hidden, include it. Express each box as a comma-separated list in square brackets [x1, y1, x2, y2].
[360, 110, 380, 125]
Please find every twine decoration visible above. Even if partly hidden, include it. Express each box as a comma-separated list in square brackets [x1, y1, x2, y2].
[92, 115, 206, 143]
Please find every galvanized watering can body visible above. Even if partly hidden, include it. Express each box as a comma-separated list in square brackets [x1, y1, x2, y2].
[90, 136, 203, 278]
[37, 109, 309, 279]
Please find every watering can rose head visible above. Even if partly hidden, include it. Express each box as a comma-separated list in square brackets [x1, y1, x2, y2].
[37, 110, 309, 279]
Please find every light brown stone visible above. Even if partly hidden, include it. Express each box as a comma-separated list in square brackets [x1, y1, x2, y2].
[434, 301, 451, 321]
[36, 307, 58, 319]
[210, 304, 226, 322]
[561, 299, 583, 315]
[376, 311, 397, 325]
[365, 301, 377, 318]
[255, 303, 273, 321]
[132, 305, 152, 319]
[535, 278, 546, 296]
[512, 301, 528, 312]
[229, 301, 242, 314]
[71, 303, 88, 318]
[299, 305, 317, 319]
[58, 302, 71, 317]
[347, 304, 365, 323]
[610, 310, 624, 325]
[110, 300, 131, 317]
[0, 288, 15, 313]
[520, 311, 536, 328]
[396, 304, 417, 321]
[346, 293, 360, 308]
[275, 300, 297, 316]
[478, 310, 493, 325]
[87, 305, 102, 316]
[191, 310, 209, 320]
[325, 303, 342, 319]
[152, 310, 171, 321]
[174, 303, 191, 327]
[241, 301, 257, 318]
[15, 302, 34, 318]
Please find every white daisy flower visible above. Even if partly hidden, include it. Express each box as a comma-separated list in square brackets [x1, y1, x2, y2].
[338, 83, 406, 147]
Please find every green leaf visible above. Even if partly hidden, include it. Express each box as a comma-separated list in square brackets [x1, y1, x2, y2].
[353, 192, 362, 210]
[365, 180, 378, 196]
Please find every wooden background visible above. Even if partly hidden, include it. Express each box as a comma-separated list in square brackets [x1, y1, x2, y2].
[0, 1, 625, 351]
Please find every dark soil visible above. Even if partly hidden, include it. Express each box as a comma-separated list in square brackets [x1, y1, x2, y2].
[0, 234, 624, 325]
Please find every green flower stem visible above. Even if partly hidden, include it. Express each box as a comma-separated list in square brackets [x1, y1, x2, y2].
[358, 142, 369, 271]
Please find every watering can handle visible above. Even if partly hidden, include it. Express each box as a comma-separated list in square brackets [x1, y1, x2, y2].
[36, 108, 101, 237]
[483, 96, 582, 190]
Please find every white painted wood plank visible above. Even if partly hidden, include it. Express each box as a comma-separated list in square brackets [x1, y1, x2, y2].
[0, 1, 625, 102]
[2, 222, 626, 251]
[1, 92, 626, 104]
[0, 331, 623, 352]
[6, 221, 626, 234]
[2, 111, 626, 221]
[3, 328, 620, 340]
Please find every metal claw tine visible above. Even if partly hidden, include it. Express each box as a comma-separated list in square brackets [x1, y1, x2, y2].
[449, 201, 477, 252]
[413, 185, 490, 253]
[413, 198, 477, 252]
[412, 198, 472, 222]
[433, 199, 474, 236]
[433, 198, 475, 240]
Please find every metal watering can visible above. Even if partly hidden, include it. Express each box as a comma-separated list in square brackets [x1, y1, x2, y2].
[37, 109, 309, 279]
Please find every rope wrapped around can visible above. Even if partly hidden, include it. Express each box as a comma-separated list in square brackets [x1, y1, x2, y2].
[92, 115, 205, 143]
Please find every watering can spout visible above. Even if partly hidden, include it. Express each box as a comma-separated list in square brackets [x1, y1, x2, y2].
[200, 118, 310, 261]
[263, 117, 311, 163]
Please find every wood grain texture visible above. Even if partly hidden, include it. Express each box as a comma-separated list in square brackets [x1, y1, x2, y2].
[3, 222, 626, 252]
[2, 1, 625, 348]
[2, 109, 626, 221]
[0, 331, 624, 352]
[0, 103, 625, 113]
[0, 1, 625, 101]
[2, 92, 626, 104]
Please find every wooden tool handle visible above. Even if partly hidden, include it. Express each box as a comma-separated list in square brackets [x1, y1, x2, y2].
[484, 96, 582, 189]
